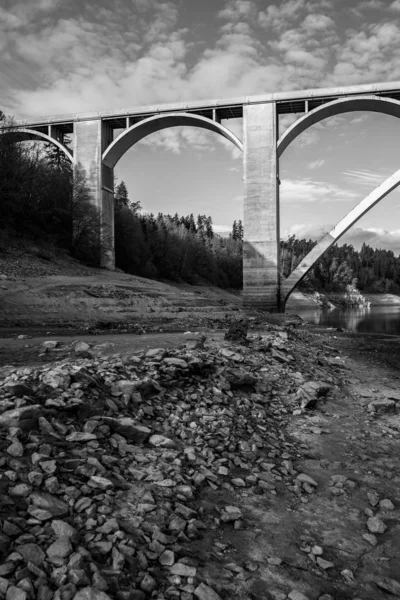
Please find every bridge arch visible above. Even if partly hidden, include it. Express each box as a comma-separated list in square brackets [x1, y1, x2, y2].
[277, 95, 400, 307]
[277, 95, 400, 156]
[102, 112, 244, 168]
[6, 128, 73, 162]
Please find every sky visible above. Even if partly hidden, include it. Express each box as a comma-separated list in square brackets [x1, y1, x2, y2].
[2, 0, 400, 252]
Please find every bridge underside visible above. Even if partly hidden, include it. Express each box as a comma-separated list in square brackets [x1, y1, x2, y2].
[8, 81, 400, 311]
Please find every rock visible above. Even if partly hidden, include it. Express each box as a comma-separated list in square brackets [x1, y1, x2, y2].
[164, 357, 188, 368]
[100, 417, 151, 442]
[224, 317, 248, 343]
[30, 492, 69, 516]
[362, 533, 378, 546]
[46, 536, 73, 560]
[0, 405, 42, 430]
[42, 370, 71, 389]
[6, 587, 27, 600]
[367, 491, 379, 506]
[225, 370, 257, 390]
[194, 583, 222, 600]
[16, 543, 46, 566]
[379, 498, 395, 511]
[296, 381, 331, 409]
[87, 476, 114, 490]
[6, 440, 24, 457]
[367, 516, 387, 534]
[376, 577, 400, 595]
[368, 399, 396, 414]
[288, 592, 309, 600]
[149, 434, 176, 448]
[316, 557, 334, 569]
[43, 341, 59, 349]
[51, 520, 77, 538]
[296, 473, 318, 487]
[72, 587, 112, 600]
[159, 550, 175, 566]
[75, 342, 90, 353]
[170, 563, 197, 577]
[66, 432, 97, 442]
[139, 574, 157, 593]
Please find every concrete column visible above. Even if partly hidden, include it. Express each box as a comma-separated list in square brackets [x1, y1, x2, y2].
[73, 120, 115, 269]
[243, 103, 281, 311]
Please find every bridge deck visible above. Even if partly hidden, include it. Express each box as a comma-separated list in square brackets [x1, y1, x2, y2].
[9, 80, 400, 131]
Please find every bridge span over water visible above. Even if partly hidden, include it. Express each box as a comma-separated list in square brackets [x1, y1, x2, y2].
[7, 80, 400, 311]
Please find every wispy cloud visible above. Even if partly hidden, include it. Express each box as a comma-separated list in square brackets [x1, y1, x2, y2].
[342, 169, 392, 187]
[307, 159, 325, 169]
[281, 178, 360, 204]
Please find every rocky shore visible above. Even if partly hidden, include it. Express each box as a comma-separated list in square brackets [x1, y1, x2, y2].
[0, 320, 399, 600]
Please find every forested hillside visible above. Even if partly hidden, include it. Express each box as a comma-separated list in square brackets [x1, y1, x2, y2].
[281, 235, 400, 293]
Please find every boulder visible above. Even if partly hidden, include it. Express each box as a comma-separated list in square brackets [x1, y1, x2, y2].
[0, 405, 42, 430]
[368, 399, 396, 415]
[224, 317, 248, 343]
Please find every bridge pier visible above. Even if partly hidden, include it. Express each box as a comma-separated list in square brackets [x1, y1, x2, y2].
[73, 120, 115, 269]
[243, 103, 281, 312]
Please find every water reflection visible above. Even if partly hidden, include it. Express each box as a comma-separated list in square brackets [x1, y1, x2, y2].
[286, 305, 400, 335]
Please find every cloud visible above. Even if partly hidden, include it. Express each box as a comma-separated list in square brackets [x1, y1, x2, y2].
[307, 159, 325, 169]
[390, 0, 400, 10]
[283, 222, 334, 240]
[341, 227, 400, 252]
[342, 169, 393, 188]
[281, 178, 360, 204]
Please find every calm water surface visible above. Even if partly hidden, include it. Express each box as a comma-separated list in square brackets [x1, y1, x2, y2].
[286, 305, 400, 335]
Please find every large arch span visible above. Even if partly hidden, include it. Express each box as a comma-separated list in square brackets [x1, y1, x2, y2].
[276, 95, 400, 306]
[7, 128, 73, 163]
[277, 95, 400, 156]
[102, 112, 244, 169]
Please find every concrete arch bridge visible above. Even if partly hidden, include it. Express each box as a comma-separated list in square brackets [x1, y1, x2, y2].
[6, 80, 400, 311]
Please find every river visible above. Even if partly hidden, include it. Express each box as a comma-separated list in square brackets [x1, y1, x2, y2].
[286, 305, 400, 335]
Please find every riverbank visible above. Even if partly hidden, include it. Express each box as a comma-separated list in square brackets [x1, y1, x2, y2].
[288, 291, 400, 309]
[0, 318, 399, 600]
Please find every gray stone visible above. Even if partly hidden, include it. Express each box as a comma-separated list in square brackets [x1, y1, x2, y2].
[379, 498, 395, 511]
[0, 405, 42, 430]
[66, 432, 97, 442]
[368, 399, 396, 414]
[164, 357, 188, 368]
[51, 520, 77, 538]
[30, 492, 69, 516]
[43, 341, 59, 349]
[296, 473, 318, 487]
[75, 342, 90, 353]
[296, 381, 331, 409]
[376, 578, 400, 596]
[6, 587, 27, 600]
[87, 476, 113, 490]
[149, 434, 175, 448]
[139, 574, 157, 593]
[170, 563, 197, 577]
[16, 543, 45, 566]
[46, 536, 73, 559]
[362, 533, 378, 546]
[224, 317, 248, 342]
[367, 516, 387, 534]
[42, 370, 71, 389]
[72, 587, 112, 600]
[159, 550, 175, 566]
[100, 417, 150, 442]
[194, 583, 222, 600]
[288, 592, 309, 600]
[6, 440, 24, 457]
